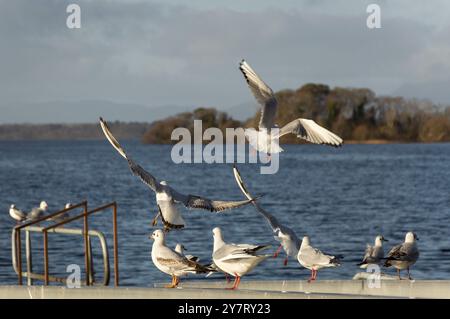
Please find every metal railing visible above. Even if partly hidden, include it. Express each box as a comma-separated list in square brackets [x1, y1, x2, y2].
[12, 201, 119, 287]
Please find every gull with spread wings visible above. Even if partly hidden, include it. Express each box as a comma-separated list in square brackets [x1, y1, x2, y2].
[239, 60, 343, 154]
[99, 117, 256, 231]
[233, 164, 301, 266]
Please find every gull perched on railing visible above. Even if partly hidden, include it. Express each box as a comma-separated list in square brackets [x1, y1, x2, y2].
[297, 236, 341, 282]
[150, 230, 210, 288]
[99, 117, 256, 231]
[239, 59, 343, 155]
[26, 201, 48, 221]
[233, 165, 301, 266]
[212, 227, 270, 290]
[49, 203, 71, 224]
[9, 204, 27, 224]
[357, 235, 387, 269]
[384, 232, 419, 280]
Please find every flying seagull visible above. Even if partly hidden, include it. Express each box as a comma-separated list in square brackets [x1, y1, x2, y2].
[9, 204, 27, 224]
[239, 60, 343, 154]
[150, 230, 210, 288]
[212, 227, 270, 290]
[99, 117, 256, 231]
[297, 236, 341, 282]
[357, 235, 387, 269]
[384, 232, 419, 280]
[233, 165, 301, 266]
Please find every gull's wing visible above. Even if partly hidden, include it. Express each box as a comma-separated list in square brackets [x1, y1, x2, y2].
[301, 246, 335, 266]
[359, 244, 374, 264]
[233, 164, 282, 231]
[277, 118, 343, 147]
[239, 60, 277, 129]
[386, 243, 417, 262]
[99, 117, 161, 192]
[233, 165, 301, 245]
[214, 243, 270, 261]
[157, 246, 206, 273]
[170, 188, 256, 212]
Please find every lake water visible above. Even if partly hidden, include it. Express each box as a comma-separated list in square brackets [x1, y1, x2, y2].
[1, 141, 450, 286]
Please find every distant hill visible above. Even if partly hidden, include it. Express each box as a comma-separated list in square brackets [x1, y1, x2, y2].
[2, 83, 450, 143]
[142, 83, 450, 144]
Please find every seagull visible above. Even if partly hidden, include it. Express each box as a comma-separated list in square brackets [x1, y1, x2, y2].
[212, 227, 270, 289]
[26, 201, 48, 221]
[150, 229, 209, 288]
[9, 204, 27, 224]
[357, 235, 387, 269]
[233, 165, 301, 266]
[297, 236, 341, 283]
[384, 232, 419, 280]
[99, 117, 256, 231]
[239, 60, 343, 154]
[49, 203, 71, 224]
[174, 244, 199, 262]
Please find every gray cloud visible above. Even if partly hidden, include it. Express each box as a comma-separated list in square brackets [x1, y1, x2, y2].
[0, 0, 449, 123]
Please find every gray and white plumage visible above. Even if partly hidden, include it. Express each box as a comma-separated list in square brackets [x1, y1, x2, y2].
[358, 235, 387, 269]
[26, 201, 48, 221]
[239, 60, 343, 153]
[175, 243, 199, 263]
[151, 230, 209, 286]
[9, 204, 26, 223]
[233, 165, 300, 262]
[297, 236, 341, 272]
[384, 232, 419, 273]
[212, 227, 270, 278]
[49, 203, 71, 224]
[99, 117, 256, 231]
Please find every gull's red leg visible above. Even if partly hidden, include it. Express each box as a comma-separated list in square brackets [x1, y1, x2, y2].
[273, 245, 282, 258]
[283, 257, 288, 266]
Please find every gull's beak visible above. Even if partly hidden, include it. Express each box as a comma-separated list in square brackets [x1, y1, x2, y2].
[148, 234, 154, 240]
[183, 246, 188, 251]
[383, 238, 389, 242]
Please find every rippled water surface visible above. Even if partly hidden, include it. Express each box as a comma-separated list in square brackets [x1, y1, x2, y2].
[1, 141, 450, 286]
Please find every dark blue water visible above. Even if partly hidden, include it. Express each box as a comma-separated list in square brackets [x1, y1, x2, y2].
[1, 141, 450, 286]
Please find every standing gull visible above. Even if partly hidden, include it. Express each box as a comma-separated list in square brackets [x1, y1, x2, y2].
[212, 227, 270, 290]
[175, 244, 198, 262]
[99, 117, 256, 231]
[384, 232, 419, 280]
[9, 205, 27, 224]
[150, 229, 209, 288]
[357, 235, 387, 269]
[239, 60, 343, 154]
[26, 201, 48, 221]
[233, 165, 301, 266]
[297, 236, 341, 282]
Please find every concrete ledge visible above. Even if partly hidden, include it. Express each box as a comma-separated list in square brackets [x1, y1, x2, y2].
[176, 280, 450, 299]
[1, 280, 449, 299]
[0, 285, 385, 299]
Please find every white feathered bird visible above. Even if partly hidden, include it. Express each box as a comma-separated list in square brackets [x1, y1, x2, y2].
[297, 236, 341, 282]
[212, 227, 270, 289]
[239, 60, 343, 154]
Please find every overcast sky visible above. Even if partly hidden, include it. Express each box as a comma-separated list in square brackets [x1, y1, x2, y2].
[1, 0, 450, 122]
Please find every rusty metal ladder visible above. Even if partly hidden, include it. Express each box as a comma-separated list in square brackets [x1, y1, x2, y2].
[11, 201, 119, 286]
